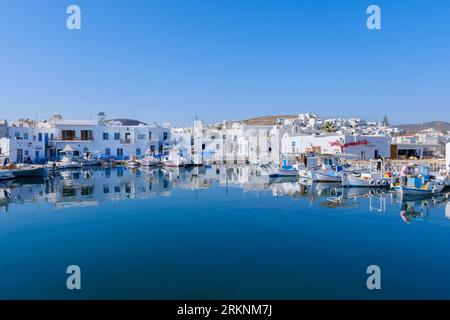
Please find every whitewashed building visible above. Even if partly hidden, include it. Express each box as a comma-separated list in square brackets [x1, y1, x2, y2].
[281, 133, 390, 160]
[0, 119, 46, 163]
[42, 114, 172, 160]
[446, 142, 450, 170]
[0, 114, 172, 163]
[173, 120, 285, 165]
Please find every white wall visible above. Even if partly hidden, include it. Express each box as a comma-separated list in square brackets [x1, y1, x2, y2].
[0, 125, 46, 163]
[281, 134, 390, 160]
[446, 142, 450, 170]
[48, 123, 171, 159]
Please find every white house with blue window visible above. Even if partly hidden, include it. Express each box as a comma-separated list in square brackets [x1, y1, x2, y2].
[0, 114, 172, 163]
[41, 114, 172, 161]
[0, 119, 46, 163]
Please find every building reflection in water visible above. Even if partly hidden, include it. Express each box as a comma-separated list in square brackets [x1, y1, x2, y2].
[0, 165, 449, 223]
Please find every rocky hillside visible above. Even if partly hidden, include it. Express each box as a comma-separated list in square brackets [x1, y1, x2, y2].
[241, 115, 296, 126]
[396, 121, 450, 132]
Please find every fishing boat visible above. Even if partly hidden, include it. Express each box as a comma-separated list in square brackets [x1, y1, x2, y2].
[1, 156, 47, 177]
[12, 164, 47, 177]
[299, 154, 352, 183]
[139, 150, 160, 167]
[268, 159, 298, 178]
[0, 158, 14, 180]
[0, 170, 14, 180]
[342, 159, 391, 187]
[126, 156, 140, 168]
[433, 165, 450, 187]
[53, 145, 82, 169]
[80, 151, 103, 167]
[394, 178, 445, 195]
[392, 165, 446, 195]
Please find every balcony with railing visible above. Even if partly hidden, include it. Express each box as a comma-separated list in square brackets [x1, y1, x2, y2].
[50, 136, 94, 142]
[120, 138, 132, 144]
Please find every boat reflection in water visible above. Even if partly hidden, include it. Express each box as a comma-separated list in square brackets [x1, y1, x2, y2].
[396, 192, 449, 224]
[0, 165, 449, 224]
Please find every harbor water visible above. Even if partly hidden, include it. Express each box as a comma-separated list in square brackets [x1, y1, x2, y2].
[1, 166, 450, 299]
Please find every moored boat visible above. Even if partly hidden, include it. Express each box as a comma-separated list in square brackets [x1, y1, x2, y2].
[126, 161, 140, 168]
[126, 156, 140, 168]
[268, 159, 298, 178]
[0, 157, 46, 178]
[298, 154, 353, 183]
[12, 164, 47, 177]
[54, 145, 82, 169]
[342, 159, 391, 187]
[139, 150, 160, 167]
[392, 165, 446, 195]
[393, 179, 445, 195]
[0, 170, 15, 180]
[269, 167, 298, 178]
[81, 152, 103, 167]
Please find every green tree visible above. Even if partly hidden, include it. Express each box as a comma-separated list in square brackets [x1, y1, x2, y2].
[321, 122, 336, 133]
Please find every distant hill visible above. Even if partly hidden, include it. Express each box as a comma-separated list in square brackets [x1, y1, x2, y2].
[241, 115, 296, 126]
[396, 121, 450, 133]
[106, 119, 147, 126]
[240, 116, 450, 132]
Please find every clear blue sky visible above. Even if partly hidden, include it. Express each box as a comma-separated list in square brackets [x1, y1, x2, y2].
[1, 0, 449, 126]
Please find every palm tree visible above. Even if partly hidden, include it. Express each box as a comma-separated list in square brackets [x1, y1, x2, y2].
[321, 122, 336, 133]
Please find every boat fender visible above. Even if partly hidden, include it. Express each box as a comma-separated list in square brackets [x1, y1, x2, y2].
[369, 179, 376, 186]
[381, 180, 387, 186]
[376, 180, 382, 186]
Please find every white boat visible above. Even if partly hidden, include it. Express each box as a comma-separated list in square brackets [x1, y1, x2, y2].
[298, 154, 356, 183]
[127, 161, 139, 168]
[55, 145, 81, 169]
[139, 151, 160, 167]
[0, 170, 14, 180]
[434, 170, 450, 187]
[343, 174, 390, 187]
[269, 167, 298, 178]
[125, 156, 140, 169]
[57, 159, 82, 169]
[268, 159, 298, 178]
[81, 152, 103, 167]
[299, 154, 351, 183]
[307, 170, 343, 182]
[342, 159, 391, 187]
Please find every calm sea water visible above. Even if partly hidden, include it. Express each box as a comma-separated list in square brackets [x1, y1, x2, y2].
[0, 166, 449, 299]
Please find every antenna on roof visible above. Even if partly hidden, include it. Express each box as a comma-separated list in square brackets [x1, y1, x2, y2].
[98, 112, 107, 124]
